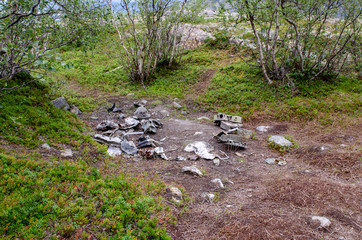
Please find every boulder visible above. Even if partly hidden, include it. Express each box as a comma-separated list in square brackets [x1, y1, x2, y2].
[51, 97, 70, 110]
[268, 135, 293, 147]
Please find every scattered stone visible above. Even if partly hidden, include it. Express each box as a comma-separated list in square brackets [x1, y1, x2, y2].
[181, 111, 188, 115]
[107, 145, 122, 157]
[41, 143, 51, 150]
[182, 166, 203, 176]
[268, 135, 292, 147]
[175, 156, 187, 161]
[70, 105, 82, 115]
[265, 158, 277, 165]
[173, 101, 182, 109]
[134, 106, 151, 119]
[213, 158, 220, 166]
[96, 120, 119, 131]
[127, 93, 135, 96]
[201, 193, 215, 202]
[256, 126, 272, 132]
[211, 178, 224, 189]
[311, 216, 331, 228]
[94, 134, 123, 145]
[220, 121, 242, 131]
[61, 149, 73, 157]
[167, 187, 183, 202]
[188, 155, 199, 161]
[121, 140, 138, 155]
[184, 141, 215, 160]
[160, 110, 170, 118]
[90, 116, 98, 120]
[197, 116, 210, 121]
[194, 132, 203, 135]
[51, 97, 70, 110]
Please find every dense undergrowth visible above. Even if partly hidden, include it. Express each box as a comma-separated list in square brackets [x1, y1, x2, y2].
[0, 74, 171, 239]
[0, 153, 170, 239]
[50, 38, 361, 125]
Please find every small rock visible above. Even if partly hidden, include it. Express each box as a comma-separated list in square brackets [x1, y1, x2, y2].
[213, 158, 220, 166]
[311, 216, 331, 228]
[226, 205, 233, 208]
[107, 145, 122, 157]
[256, 126, 271, 132]
[181, 111, 187, 115]
[277, 160, 287, 166]
[198, 116, 210, 121]
[182, 166, 203, 176]
[201, 192, 215, 202]
[41, 143, 51, 150]
[268, 135, 293, 147]
[173, 101, 182, 109]
[140, 100, 148, 105]
[51, 97, 70, 110]
[134, 106, 151, 119]
[188, 155, 199, 161]
[61, 149, 73, 157]
[194, 132, 203, 135]
[167, 187, 183, 201]
[175, 156, 187, 161]
[70, 105, 82, 115]
[160, 110, 170, 118]
[127, 93, 135, 96]
[340, 144, 348, 148]
[90, 116, 98, 120]
[265, 158, 277, 165]
[211, 178, 224, 189]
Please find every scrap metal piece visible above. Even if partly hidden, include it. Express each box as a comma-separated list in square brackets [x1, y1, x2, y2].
[184, 141, 216, 160]
[154, 147, 168, 160]
[141, 119, 162, 134]
[94, 134, 122, 145]
[215, 131, 247, 150]
[121, 139, 138, 155]
[107, 145, 122, 157]
[214, 113, 242, 126]
[138, 136, 153, 148]
[108, 103, 122, 113]
[120, 117, 139, 129]
[96, 120, 119, 131]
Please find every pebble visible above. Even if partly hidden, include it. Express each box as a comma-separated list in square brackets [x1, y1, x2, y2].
[311, 216, 331, 228]
[211, 178, 224, 189]
[61, 149, 73, 157]
[201, 193, 215, 202]
[41, 143, 51, 150]
[173, 101, 182, 109]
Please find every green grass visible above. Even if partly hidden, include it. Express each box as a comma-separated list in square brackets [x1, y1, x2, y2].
[0, 153, 170, 239]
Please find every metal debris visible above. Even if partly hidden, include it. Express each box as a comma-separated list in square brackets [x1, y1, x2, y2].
[184, 141, 216, 160]
[215, 131, 247, 150]
[154, 147, 168, 160]
[120, 117, 139, 129]
[94, 134, 123, 145]
[214, 113, 242, 125]
[96, 120, 119, 131]
[121, 139, 138, 155]
[137, 136, 153, 148]
[107, 103, 122, 113]
[107, 145, 122, 157]
[175, 156, 187, 161]
[182, 166, 203, 176]
[141, 119, 162, 134]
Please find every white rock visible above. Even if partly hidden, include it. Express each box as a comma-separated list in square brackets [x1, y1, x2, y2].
[311, 216, 331, 228]
[167, 187, 183, 202]
[277, 160, 287, 166]
[127, 93, 135, 96]
[194, 132, 203, 135]
[213, 158, 220, 166]
[211, 178, 224, 189]
[182, 166, 203, 176]
[265, 158, 277, 164]
[201, 193, 215, 201]
[107, 145, 122, 157]
[268, 135, 293, 147]
[160, 110, 170, 118]
[61, 149, 73, 157]
[41, 143, 51, 150]
[256, 126, 271, 132]
[173, 101, 182, 109]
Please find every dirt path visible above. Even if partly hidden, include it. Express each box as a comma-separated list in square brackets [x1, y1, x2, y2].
[81, 96, 361, 240]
